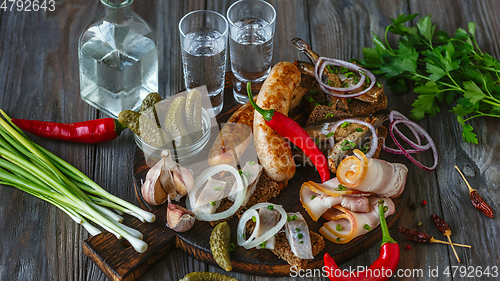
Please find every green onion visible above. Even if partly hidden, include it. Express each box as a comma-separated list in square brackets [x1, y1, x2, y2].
[310, 195, 317, 200]
[309, 89, 318, 94]
[326, 132, 335, 138]
[344, 72, 355, 79]
[364, 224, 372, 231]
[214, 185, 223, 191]
[252, 216, 256, 222]
[305, 96, 315, 103]
[376, 81, 382, 88]
[325, 113, 334, 119]
[296, 228, 300, 232]
[335, 184, 347, 191]
[341, 121, 350, 128]
[229, 243, 236, 251]
[356, 128, 364, 132]
[326, 65, 334, 73]
[336, 237, 341, 242]
[384, 206, 389, 213]
[210, 201, 216, 206]
[260, 241, 266, 248]
[314, 103, 321, 107]
[327, 80, 334, 86]
[340, 66, 348, 74]
[0, 110, 154, 253]
[248, 161, 255, 166]
[267, 205, 274, 210]
[297, 233, 304, 239]
[336, 224, 342, 231]
[299, 241, 304, 244]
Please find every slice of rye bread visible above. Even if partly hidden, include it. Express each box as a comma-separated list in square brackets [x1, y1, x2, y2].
[306, 92, 388, 125]
[271, 231, 325, 269]
[208, 172, 287, 226]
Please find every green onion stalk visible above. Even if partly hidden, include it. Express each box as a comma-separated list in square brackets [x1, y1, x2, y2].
[0, 110, 155, 253]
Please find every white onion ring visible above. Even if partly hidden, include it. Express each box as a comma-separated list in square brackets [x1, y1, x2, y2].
[328, 119, 378, 158]
[236, 203, 287, 249]
[389, 119, 438, 171]
[186, 165, 245, 221]
[314, 57, 376, 98]
[383, 111, 430, 154]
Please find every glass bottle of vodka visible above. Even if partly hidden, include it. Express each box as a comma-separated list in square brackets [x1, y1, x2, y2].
[78, 0, 158, 118]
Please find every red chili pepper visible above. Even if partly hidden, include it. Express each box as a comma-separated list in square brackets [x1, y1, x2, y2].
[247, 82, 330, 183]
[324, 200, 400, 281]
[11, 118, 126, 143]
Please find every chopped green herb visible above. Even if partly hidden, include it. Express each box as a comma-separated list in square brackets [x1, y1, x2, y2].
[305, 96, 315, 103]
[297, 233, 304, 239]
[376, 81, 382, 88]
[325, 113, 334, 119]
[252, 216, 256, 222]
[340, 66, 348, 74]
[243, 171, 251, 178]
[354, 76, 359, 84]
[326, 65, 335, 73]
[238, 169, 243, 175]
[365, 75, 371, 85]
[328, 102, 332, 107]
[364, 224, 372, 231]
[287, 215, 298, 221]
[310, 195, 317, 200]
[326, 132, 335, 138]
[360, 145, 370, 153]
[359, 69, 366, 75]
[336, 224, 342, 231]
[341, 140, 357, 151]
[299, 241, 304, 244]
[384, 206, 389, 213]
[332, 66, 339, 74]
[335, 184, 347, 191]
[309, 89, 317, 94]
[314, 102, 321, 107]
[341, 121, 350, 128]
[295, 228, 300, 232]
[248, 161, 255, 166]
[355, 128, 364, 132]
[259, 241, 266, 248]
[336, 237, 341, 242]
[214, 185, 223, 191]
[268, 205, 274, 210]
[229, 243, 236, 252]
[341, 82, 348, 88]
[242, 233, 245, 239]
[344, 72, 355, 79]
[210, 201, 216, 206]
[315, 138, 320, 146]
[327, 80, 334, 86]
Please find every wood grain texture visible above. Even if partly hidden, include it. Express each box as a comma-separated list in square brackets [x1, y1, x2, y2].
[1, 0, 500, 280]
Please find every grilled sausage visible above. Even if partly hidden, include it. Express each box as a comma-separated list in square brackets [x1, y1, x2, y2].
[253, 62, 301, 182]
[208, 101, 255, 167]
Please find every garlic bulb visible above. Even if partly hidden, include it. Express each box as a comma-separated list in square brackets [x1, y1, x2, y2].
[141, 159, 168, 205]
[160, 150, 194, 200]
[166, 198, 195, 232]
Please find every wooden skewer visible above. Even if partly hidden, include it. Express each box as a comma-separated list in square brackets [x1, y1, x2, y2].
[430, 238, 471, 248]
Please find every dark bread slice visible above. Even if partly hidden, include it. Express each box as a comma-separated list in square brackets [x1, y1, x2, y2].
[271, 231, 325, 269]
[209, 172, 287, 226]
[306, 92, 387, 125]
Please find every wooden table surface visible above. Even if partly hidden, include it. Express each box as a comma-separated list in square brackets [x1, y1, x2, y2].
[1, 0, 500, 280]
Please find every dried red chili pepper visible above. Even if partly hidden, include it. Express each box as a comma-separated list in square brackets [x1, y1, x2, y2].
[455, 166, 494, 218]
[430, 214, 460, 262]
[324, 200, 399, 281]
[12, 118, 126, 143]
[247, 82, 330, 183]
[398, 227, 470, 248]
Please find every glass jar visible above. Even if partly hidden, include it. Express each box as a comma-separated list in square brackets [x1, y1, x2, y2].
[78, 0, 158, 118]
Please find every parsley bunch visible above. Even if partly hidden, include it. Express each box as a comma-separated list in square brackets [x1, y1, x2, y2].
[358, 13, 500, 143]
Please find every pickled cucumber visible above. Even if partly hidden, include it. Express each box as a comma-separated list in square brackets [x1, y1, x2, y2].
[185, 89, 203, 141]
[140, 92, 162, 126]
[139, 114, 171, 148]
[210, 222, 232, 271]
[179, 272, 237, 281]
[118, 110, 141, 135]
[164, 96, 193, 148]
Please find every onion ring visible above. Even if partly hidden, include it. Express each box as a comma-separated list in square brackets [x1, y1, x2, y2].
[186, 165, 246, 221]
[236, 203, 287, 249]
[389, 119, 438, 171]
[328, 119, 378, 158]
[383, 111, 430, 154]
[314, 57, 376, 98]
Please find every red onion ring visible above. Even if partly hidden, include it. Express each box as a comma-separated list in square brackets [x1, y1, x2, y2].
[314, 57, 376, 98]
[328, 119, 378, 158]
[389, 119, 438, 171]
[385, 111, 430, 152]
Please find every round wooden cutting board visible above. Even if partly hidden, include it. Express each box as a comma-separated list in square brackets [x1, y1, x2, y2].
[82, 73, 409, 280]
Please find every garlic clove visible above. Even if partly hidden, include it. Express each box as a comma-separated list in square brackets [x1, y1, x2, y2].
[159, 150, 177, 199]
[141, 160, 168, 205]
[166, 198, 195, 232]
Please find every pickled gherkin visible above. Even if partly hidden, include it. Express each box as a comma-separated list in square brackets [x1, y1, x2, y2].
[164, 96, 193, 148]
[185, 89, 203, 141]
[118, 110, 141, 135]
[179, 272, 237, 281]
[140, 92, 162, 126]
[210, 222, 232, 271]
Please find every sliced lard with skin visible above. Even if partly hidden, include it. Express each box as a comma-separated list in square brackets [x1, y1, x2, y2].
[340, 196, 370, 213]
[285, 212, 313, 259]
[192, 177, 227, 214]
[254, 206, 278, 250]
[228, 162, 263, 205]
[351, 159, 408, 198]
[320, 197, 395, 243]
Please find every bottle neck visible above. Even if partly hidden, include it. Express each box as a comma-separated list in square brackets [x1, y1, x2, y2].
[102, 0, 133, 22]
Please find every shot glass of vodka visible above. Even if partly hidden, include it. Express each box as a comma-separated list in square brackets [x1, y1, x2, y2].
[227, 0, 276, 104]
